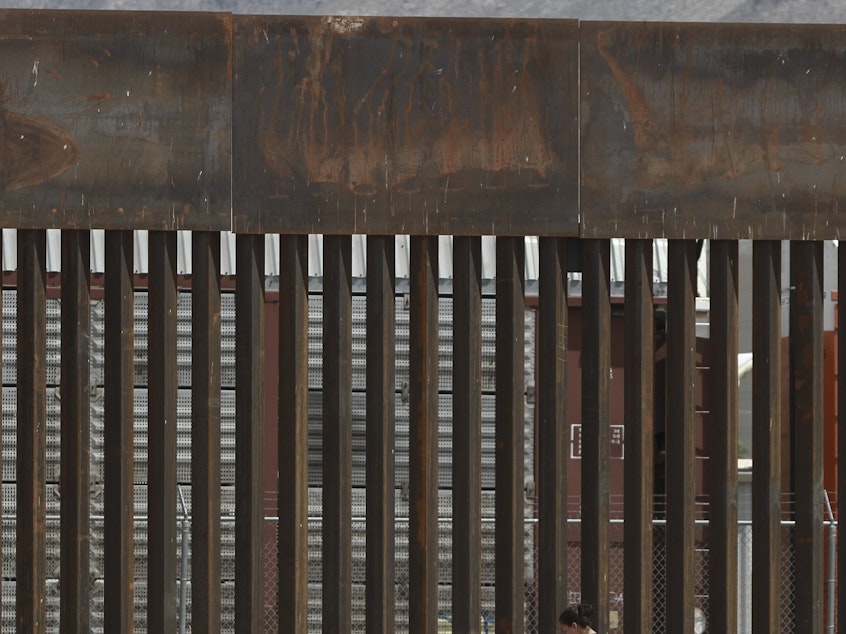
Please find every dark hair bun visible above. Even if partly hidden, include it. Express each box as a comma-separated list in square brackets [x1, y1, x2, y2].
[577, 603, 594, 626]
[559, 603, 594, 628]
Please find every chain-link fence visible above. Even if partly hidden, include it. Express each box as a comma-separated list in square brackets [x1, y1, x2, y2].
[0, 511, 828, 632]
[258, 515, 833, 634]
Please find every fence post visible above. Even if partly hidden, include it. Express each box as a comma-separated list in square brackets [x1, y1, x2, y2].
[824, 491, 836, 634]
[235, 233, 266, 630]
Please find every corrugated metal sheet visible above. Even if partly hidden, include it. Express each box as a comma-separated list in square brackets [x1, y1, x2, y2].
[0, 288, 518, 490]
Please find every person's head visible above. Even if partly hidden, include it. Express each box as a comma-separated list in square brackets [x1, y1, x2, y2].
[559, 603, 594, 632]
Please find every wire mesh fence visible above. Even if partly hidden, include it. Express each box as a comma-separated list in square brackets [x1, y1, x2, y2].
[0, 504, 831, 632]
[256, 515, 829, 634]
[0, 512, 829, 632]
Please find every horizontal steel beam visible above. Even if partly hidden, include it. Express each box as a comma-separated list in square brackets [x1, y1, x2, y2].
[0, 12, 845, 238]
[233, 17, 579, 236]
[581, 22, 846, 240]
[0, 11, 232, 231]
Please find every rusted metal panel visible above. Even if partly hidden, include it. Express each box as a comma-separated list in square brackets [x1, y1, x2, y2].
[495, 237, 525, 634]
[365, 235, 396, 634]
[580, 239, 610, 634]
[409, 236, 439, 634]
[790, 241, 824, 633]
[191, 231, 222, 634]
[0, 11, 231, 231]
[103, 230, 134, 632]
[322, 235, 353, 631]
[16, 229, 47, 633]
[752, 241, 782, 633]
[451, 236, 482, 634]
[277, 234, 309, 633]
[232, 17, 578, 236]
[147, 231, 178, 633]
[623, 239, 654, 633]
[536, 237, 568, 632]
[707, 240, 739, 634]
[665, 240, 697, 634]
[60, 230, 91, 634]
[581, 22, 846, 240]
[235, 234, 265, 630]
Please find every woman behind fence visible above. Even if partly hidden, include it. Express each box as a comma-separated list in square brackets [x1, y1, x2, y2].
[559, 603, 597, 633]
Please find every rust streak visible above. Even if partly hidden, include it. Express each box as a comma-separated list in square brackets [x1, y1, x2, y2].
[597, 28, 661, 149]
[0, 104, 80, 191]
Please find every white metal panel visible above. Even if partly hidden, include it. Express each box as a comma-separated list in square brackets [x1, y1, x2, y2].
[395, 235, 410, 278]
[653, 237, 668, 284]
[481, 235, 497, 279]
[308, 233, 323, 277]
[133, 229, 148, 273]
[91, 229, 105, 273]
[3, 228, 713, 291]
[176, 229, 192, 275]
[2, 229, 14, 272]
[222, 230, 237, 275]
[352, 234, 367, 277]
